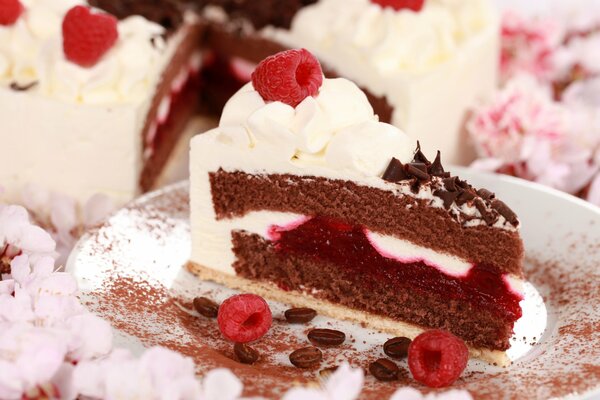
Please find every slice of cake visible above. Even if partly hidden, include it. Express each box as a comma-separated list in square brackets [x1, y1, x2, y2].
[188, 49, 524, 366]
[197, 0, 499, 164]
[0, 0, 203, 204]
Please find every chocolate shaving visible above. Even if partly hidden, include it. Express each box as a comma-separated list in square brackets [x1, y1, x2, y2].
[10, 81, 38, 91]
[428, 151, 446, 177]
[477, 188, 496, 200]
[443, 177, 458, 192]
[412, 141, 430, 165]
[406, 163, 430, 181]
[382, 158, 409, 182]
[474, 199, 499, 226]
[456, 190, 476, 206]
[491, 199, 519, 225]
[433, 189, 458, 209]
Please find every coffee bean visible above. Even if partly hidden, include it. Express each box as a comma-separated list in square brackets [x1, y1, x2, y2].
[284, 307, 317, 324]
[383, 337, 411, 359]
[307, 329, 345, 346]
[289, 346, 322, 368]
[193, 296, 219, 318]
[369, 358, 399, 381]
[233, 343, 259, 364]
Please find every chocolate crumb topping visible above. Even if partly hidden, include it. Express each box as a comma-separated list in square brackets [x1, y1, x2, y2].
[10, 81, 38, 91]
[89, 0, 184, 32]
[382, 145, 519, 228]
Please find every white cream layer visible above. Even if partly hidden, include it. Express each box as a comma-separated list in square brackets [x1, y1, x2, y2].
[260, 0, 500, 164]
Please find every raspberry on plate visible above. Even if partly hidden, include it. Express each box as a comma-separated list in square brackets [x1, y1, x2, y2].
[217, 294, 273, 343]
[0, 0, 23, 26]
[408, 329, 469, 388]
[371, 0, 425, 12]
[251, 48, 323, 108]
[62, 5, 119, 68]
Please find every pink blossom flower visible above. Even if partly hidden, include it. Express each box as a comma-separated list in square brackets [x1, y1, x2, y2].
[0, 205, 56, 261]
[282, 362, 364, 400]
[390, 388, 473, 400]
[468, 75, 600, 196]
[500, 10, 564, 83]
[73, 347, 203, 400]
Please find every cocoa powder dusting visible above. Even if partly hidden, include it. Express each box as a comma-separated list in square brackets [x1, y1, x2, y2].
[79, 185, 600, 399]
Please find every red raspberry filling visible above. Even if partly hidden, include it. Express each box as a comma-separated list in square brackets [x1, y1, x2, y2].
[408, 329, 469, 388]
[0, 0, 23, 26]
[62, 5, 119, 68]
[217, 294, 273, 343]
[251, 48, 323, 108]
[371, 0, 425, 12]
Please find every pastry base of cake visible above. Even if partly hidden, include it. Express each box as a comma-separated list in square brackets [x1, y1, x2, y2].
[186, 261, 510, 366]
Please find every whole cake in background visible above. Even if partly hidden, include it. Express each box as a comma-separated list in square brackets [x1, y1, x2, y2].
[0, 0, 203, 204]
[0, 0, 499, 205]
[197, 0, 500, 164]
[187, 49, 525, 366]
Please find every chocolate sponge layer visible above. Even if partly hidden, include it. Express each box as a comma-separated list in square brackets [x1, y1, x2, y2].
[231, 231, 514, 351]
[209, 170, 524, 276]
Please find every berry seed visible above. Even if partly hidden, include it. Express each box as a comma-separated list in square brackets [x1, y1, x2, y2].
[284, 307, 317, 324]
[307, 328, 345, 346]
[289, 346, 322, 368]
[369, 358, 400, 381]
[193, 296, 219, 318]
[383, 337, 412, 359]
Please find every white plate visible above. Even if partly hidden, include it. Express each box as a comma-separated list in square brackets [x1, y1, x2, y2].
[67, 169, 600, 399]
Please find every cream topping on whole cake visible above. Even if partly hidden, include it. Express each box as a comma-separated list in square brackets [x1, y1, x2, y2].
[0, 0, 185, 104]
[264, 0, 495, 74]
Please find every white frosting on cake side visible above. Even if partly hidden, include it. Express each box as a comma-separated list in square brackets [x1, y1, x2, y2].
[261, 0, 500, 164]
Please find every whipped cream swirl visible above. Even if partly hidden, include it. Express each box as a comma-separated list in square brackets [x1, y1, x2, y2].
[215, 77, 415, 177]
[0, 0, 174, 104]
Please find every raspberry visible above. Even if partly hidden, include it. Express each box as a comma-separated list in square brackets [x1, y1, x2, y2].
[408, 329, 469, 388]
[0, 0, 23, 26]
[371, 0, 425, 12]
[251, 48, 323, 108]
[62, 6, 119, 68]
[217, 294, 272, 343]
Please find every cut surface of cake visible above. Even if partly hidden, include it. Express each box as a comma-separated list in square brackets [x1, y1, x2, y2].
[188, 49, 524, 366]
[0, 0, 203, 204]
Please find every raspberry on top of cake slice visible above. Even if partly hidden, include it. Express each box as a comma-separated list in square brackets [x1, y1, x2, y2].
[189, 49, 525, 366]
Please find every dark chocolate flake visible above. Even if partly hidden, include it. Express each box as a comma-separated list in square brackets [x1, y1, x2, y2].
[412, 141, 430, 165]
[474, 199, 499, 226]
[442, 176, 458, 192]
[406, 163, 430, 181]
[456, 190, 476, 206]
[433, 189, 458, 209]
[428, 151, 445, 177]
[477, 188, 495, 200]
[382, 158, 409, 182]
[10, 81, 38, 91]
[491, 199, 519, 225]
